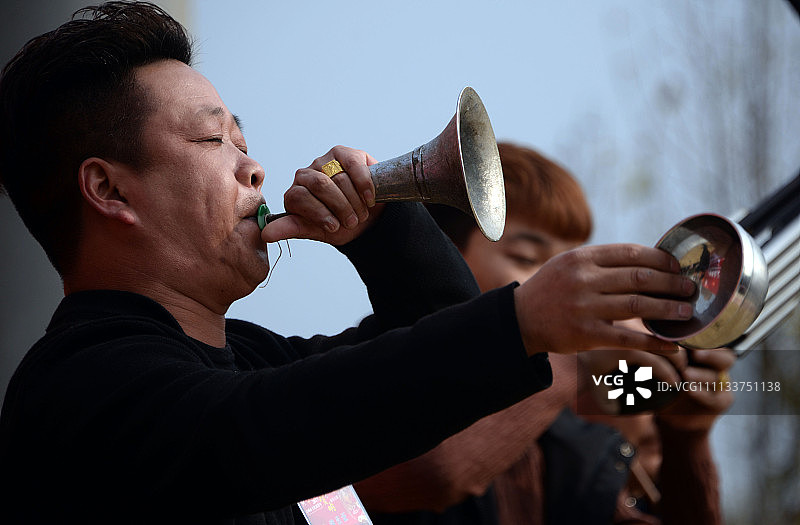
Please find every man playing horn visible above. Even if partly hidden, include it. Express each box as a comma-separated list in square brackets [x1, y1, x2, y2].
[0, 3, 696, 523]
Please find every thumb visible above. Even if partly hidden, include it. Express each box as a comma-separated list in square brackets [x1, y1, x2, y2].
[261, 215, 323, 243]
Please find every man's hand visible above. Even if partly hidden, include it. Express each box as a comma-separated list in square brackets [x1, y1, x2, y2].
[656, 348, 736, 432]
[261, 146, 385, 244]
[578, 319, 687, 384]
[579, 346, 687, 389]
[514, 244, 696, 356]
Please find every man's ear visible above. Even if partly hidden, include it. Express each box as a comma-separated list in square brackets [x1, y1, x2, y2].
[78, 157, 136, 225]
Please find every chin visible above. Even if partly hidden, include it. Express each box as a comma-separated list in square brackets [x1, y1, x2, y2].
[226, 271, 269, 304]
[247, 257, 270, 288]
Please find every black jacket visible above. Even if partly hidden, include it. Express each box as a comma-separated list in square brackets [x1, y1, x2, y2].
[0, 203, 552, 524]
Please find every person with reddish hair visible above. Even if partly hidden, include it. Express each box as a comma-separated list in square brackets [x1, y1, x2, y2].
[357, 142, 732, 525]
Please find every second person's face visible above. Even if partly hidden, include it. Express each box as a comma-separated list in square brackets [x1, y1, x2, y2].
[461, 218, 582, 292]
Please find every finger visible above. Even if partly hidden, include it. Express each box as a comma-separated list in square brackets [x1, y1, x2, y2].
[260, 213, 316, 243]
[590, 244, 682, 273]
[600, 294, 694, 322]
[688, 348, 736, 372]
[683, 364, 718, 384]
[590, 348, 682, 383]
[665, 346, 689, 372]
[678, 366, 734, 411]
[336, 147, 376, 208]
[328, 168, 369, 227]
[599, 265, 696, 298]
[283, 179, 341, 234]
[613, 319, 688, 371]
[260, 208, 350, 243]
[590, 323, 682, 355]
[312, 146, 376, 208]
[291, 167, 359, 230]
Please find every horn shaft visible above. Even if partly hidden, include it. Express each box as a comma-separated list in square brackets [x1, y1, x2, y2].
[369, 113, 466, 208]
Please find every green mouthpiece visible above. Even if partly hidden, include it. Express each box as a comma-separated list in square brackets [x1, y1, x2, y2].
[257, 203, 270, 230]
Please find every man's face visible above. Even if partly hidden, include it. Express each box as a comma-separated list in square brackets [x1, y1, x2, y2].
[461, 217, 582, 293]
[124, 59, 267, 312]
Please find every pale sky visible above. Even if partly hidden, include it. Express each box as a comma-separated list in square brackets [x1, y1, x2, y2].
[193, 0, 668, 337]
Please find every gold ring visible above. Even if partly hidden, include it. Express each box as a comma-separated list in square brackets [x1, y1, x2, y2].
[717, 371, 730, 390]
[321, 159, 345, 178]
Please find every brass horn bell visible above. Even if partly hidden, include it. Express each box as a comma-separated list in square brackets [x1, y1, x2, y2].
[368, 87, 506, 241]
[260, 87, 506, 241]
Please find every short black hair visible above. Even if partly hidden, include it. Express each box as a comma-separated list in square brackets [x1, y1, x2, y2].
[0, 1, 193, 275]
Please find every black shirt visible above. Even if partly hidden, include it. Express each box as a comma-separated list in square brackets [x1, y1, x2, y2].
[0, 203, 552, 524]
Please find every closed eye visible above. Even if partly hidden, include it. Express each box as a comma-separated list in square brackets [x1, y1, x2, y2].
[508, 254, 539, 267]
[195, 137, 247, 155]
[191, 136, 224, 145]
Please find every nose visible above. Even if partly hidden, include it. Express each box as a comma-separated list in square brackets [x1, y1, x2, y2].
[237, 155, 265, 190]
